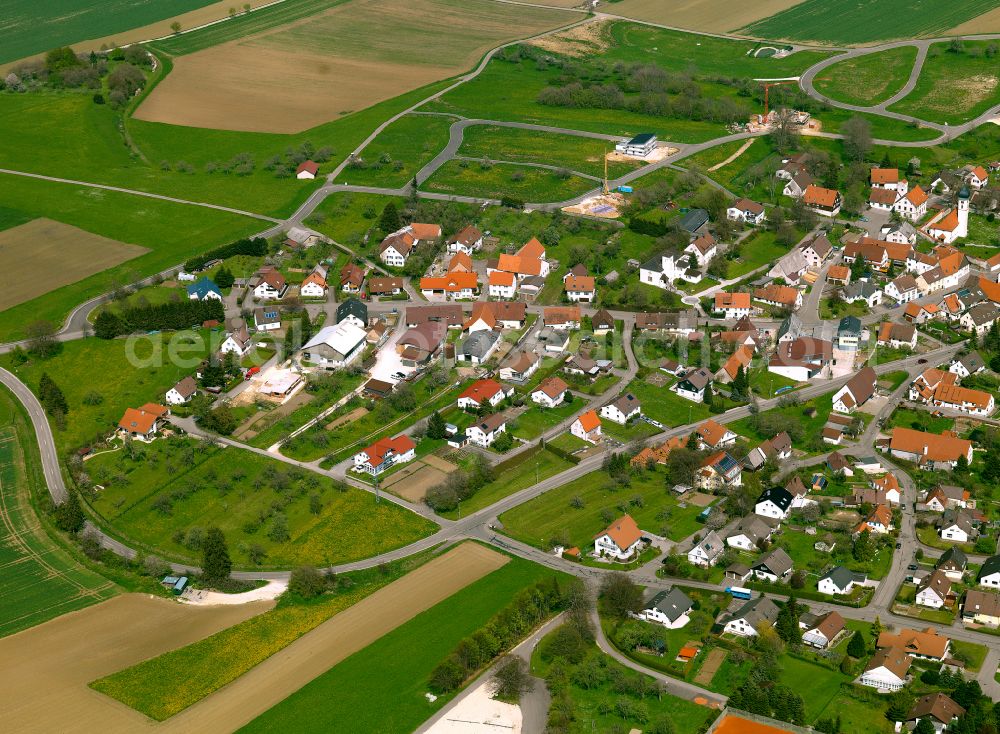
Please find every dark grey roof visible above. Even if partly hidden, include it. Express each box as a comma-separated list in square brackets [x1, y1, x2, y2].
[337, 297, 368, 325]
[843, 281, 880, 300]
[979, 555, 1000, 581]
[757, 486, 793, 511]
[957, 352, 985, 373]
[679, 208, 709, 233]
[678, 367, 712, 391]
[937, 546, 968, 570]
[821, 565, 862, 589]
[628, 133, 656, 145]
[753, 547, 793, 577]
[777, 314, 802, 341]
[461, 329, 500, 358]
[729, 515, 771, 543]
[838, 315, 862, 335]
[644, 588, 692, 622]
[727, 597, 779, 627]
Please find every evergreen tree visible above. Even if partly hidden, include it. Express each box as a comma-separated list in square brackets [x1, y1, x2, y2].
[38, 373, 68, 416]
[776, 595, 802, 644]
[200, 358, 226, 388]
[427, 411, 447, 440]
[913, 719, 935, 734]
[379, 202, 401, 232]
[214, 266, 235, 289]
[201, 527, 232, 581]
[847, 630, 866, 657]
[93, 309, 124, 339]
[55, 490, 86, 533]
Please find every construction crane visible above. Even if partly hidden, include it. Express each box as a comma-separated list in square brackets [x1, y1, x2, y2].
[761, 80, 797, 118]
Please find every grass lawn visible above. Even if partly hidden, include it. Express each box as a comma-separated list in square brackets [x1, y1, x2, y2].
[622, 375, 713, 428]
[820, 298, 869, 320]
[420, 159, 596, 203]
[890, 42, 1000, 125]
[459, 125, 642, 179]
[887, 407, 955, 434]
[777, 655, 849, 724]
[814, 47, 918, 106]
[894, 582, 956, 624]
[89, 549, 437, 720]
[90, 285, 187, 320]
[499, 465, 708, 548]
[536, 621, 719, 734]
[814, 690, 893, 733]
[0, 386, 117, 639]
[749, 367, 801, 399]
[547, 432, 589, 453]
[0, 331, 215, 453]
[730, 394, 834, 451]
[880, 370, 910, 390]
[952, 639, 989, 673]
[337, 113, 455, 189]
[439, 445, 574, 519]
[0, 173, 260, 342]
[509, 400, 579, 441]
[740, 0, 999, 44]
[85, 437, 436, 568]
[239, 556, 562, 734]
[723, 229, 793, 279]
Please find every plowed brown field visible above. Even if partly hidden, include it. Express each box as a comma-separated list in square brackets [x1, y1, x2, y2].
[135, 0, 572, 133]
[0, 219, 147, 311]
[0, 543, 506, 733]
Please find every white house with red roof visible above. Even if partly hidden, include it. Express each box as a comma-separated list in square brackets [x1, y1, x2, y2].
[352, 435, 416, 476]
[296, 160, 319, 179]
[968, 165, 990, 189]
[457, 379, 512, 410]
[594, 514, 644, 560]
[571, 410, 602, 443]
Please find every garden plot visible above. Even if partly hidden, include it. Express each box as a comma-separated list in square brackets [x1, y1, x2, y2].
[0, 218, 147, 311]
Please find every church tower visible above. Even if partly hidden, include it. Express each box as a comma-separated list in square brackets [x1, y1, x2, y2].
[957, 185, 970, 239]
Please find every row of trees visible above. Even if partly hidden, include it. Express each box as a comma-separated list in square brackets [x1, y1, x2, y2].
[93, 299, 225, 338]
[429, 576, 570, 693]
[184, 236, 268, 272]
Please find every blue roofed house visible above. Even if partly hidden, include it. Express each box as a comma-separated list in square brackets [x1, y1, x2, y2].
[187, 277, 223, 302]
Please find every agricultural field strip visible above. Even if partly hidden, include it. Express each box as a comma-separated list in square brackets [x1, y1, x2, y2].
[95, 544, 508, 732]
[0, 169, 280, 222]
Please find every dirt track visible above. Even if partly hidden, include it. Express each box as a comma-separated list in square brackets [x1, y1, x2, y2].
[1, 543, 506, 733]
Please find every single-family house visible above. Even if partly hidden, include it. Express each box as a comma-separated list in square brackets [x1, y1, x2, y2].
[543, 306, 581, 330]
[752, 547, 793, 582]
[923, 485, 970, 512]
[803, 184, 842, 216]
[446, 225, 483, 254]
[117, 405, 168, 442]
[963, 589, 1000, 627]
[907, 693, 966, 734]
[938, 509, 976, 543]
[819, 566, 867, 596]
[295, 160, 318, 179]
[251, 268, 287, 300]
[352, 435, 416, 476]
[571, 410, 602, 443]
[878, 627, 950, 661]
[594, 514, 644, 560]
[687, 530, 725, 567]
[860, 647, 911, 692]
[697, 452, 743, 489]
[936, 546, 968, 581]
[253, 306, 281, 332]
[714, 291, 755, 319]
[802, 610, 845, 649]
[457, 379, 511, 410]
[600, 393, 641, 425]
[300, 269, 328, 298]
[753, 284, 802, 311]
[336, 298, 368, 329]
[978, 556, 1000, 589]
[877, 321, 917, 349]
[832, 365, 878, 413]
[637, 588, 693, 629]
[696, 419, 737, 450]
[165, 376, 198, 405]
[727, 198, 765, 225]
[949, 352, 986, 378]
[466, 413, 508, 448]
[420, 272, 479, 301]
[720, 597, 779, 637]
[499, 350, 540, 382]
[917, 570, 954, 609]
[726, 515, 773, 551]
[531, 377, 569, 408]
[488, 270, 517, 300]
[187, 277, 223, 302]
[220, 320, 253, 356]
[755, 486, 793, 520]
